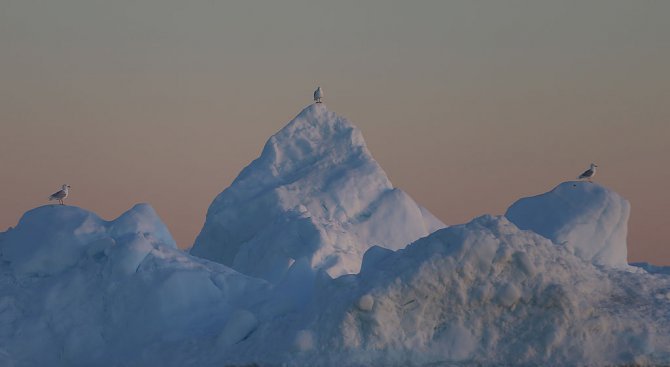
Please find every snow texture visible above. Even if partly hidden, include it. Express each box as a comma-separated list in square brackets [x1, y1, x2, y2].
[191, 103, 445, 282]
[217, 216, 670, 367]
[0, 204, 271, 366]
[1, 104, 669, 367]
[632, 262, 670, 275]
[2, 203, 175, 276]
[505, 181, 631, 268]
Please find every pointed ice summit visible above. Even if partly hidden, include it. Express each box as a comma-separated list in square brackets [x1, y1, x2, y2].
[191, 103, 445, 282]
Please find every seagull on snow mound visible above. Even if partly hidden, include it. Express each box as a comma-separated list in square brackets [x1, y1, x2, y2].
[48, 184, 71, 205]
[577, 163, 597, 182]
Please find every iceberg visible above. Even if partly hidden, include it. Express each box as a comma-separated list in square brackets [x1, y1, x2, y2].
[223, 216, 670, 366]
[505, 181, 630, 268]
[1, 104, 668, 367]
[0, 204, 270, 366]
[191, 104, 445, 282]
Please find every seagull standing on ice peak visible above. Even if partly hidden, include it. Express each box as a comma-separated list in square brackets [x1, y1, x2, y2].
[577, 163, 598, 182]
[48, 184, 71, 205]
[314, 86, 324, 103]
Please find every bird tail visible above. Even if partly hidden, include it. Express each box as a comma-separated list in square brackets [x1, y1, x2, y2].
[48, 195, 55, 201]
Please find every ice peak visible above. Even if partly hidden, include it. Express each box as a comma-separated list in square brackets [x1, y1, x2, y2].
[257, 103, 367, 179]
[110, 203, 177, 249]
[192, 104, 445, 282]
[295, 101, 329, 118]
[225, 104, 377, 206]
[275, 103, 332, 133]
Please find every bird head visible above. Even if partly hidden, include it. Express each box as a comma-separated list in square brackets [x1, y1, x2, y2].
[62, 184, 71, 190]
[591, 163, 598, 168]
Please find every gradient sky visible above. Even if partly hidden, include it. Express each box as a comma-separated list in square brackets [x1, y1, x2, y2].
[1, 1, 669, 263]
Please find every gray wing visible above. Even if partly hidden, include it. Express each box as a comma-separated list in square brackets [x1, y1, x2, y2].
[49, 190, 66, 199]
[578, 169, 594, 179]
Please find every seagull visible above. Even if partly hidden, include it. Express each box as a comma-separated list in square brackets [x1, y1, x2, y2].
[577, 163, 598, 182]
[48, 184, 71, 205]
[313, 86, 324, 103]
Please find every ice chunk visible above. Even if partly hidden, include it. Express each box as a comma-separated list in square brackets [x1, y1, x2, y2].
[1, 204, 176, 276]
[1, 206, 107, 275]
[109, 203, 177, 249]
[192, 104, 445, 282]
[356, 294, 374, 311]
[505, 181, 630, 267]
[0, 203, 270, 366]
[265, 215, 670, 367]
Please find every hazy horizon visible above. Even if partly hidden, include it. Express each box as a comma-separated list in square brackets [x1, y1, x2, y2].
[1, 1, 668, 264]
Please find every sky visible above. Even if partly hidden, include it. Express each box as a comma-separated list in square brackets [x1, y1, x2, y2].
[1, 1, 669, 264]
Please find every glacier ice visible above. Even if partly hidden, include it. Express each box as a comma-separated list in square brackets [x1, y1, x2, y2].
[205, 216, 670, 367]
[0, 103, 669, 366]
[2, 203, 176, 276]
[505, 181, 630, 268]
[191, 104, 445, 282]
[0, 204, 271, 366]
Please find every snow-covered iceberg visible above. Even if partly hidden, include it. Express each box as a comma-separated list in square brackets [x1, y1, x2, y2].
[505, 181, 630, 268]
[219, 215, 670, 367]
[1, 103, 669, 367]
[2, 203, 176, 276]
[2, 204, 669, 366]
[0, 204, 271, 366]
[191, 103, 444, 282]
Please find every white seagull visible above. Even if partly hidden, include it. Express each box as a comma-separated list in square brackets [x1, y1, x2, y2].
[577, 163, 598, 182]
[48, 184, 71, 205]
[314, 86, 324, 103]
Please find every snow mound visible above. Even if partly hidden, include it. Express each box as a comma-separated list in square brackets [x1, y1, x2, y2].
[0, 204, 271, 366]
[1, 204, 176, 276]
[231, 215, 669, 366]
[191, 104, 445, 282]
[505, 181, 630, 268]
